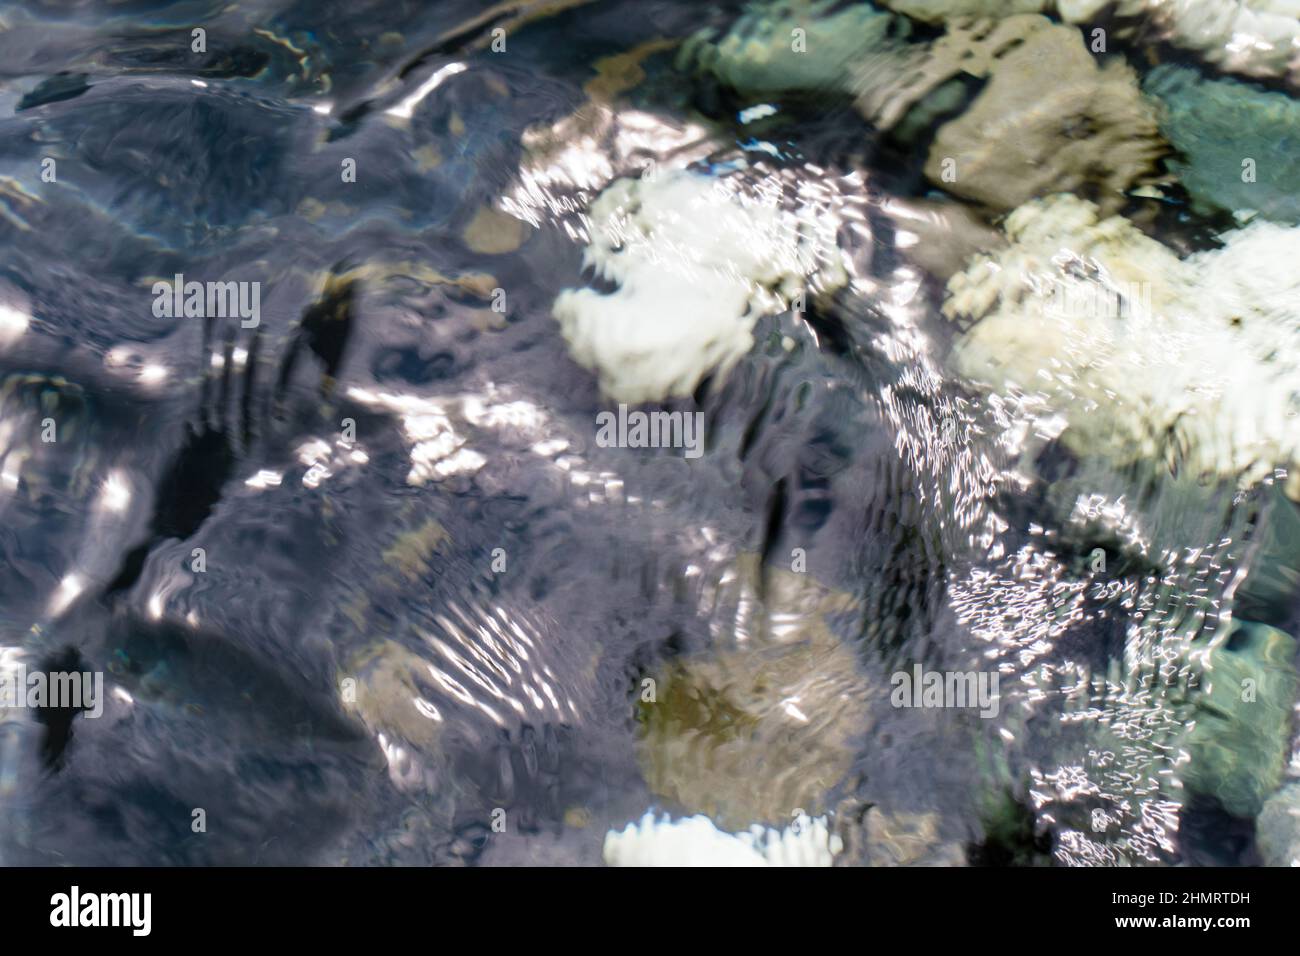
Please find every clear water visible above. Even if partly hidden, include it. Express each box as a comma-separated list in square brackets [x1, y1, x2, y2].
[0, 0, 1296, 866]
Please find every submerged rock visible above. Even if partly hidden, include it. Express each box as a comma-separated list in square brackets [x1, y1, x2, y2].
[677, 0, 1168, 222]
[1061, 0, 1300, 86]
[923, 21, 1164, 212]
[1182, 620, 1297, 818]
[1257, 782, 1300, 865]
[880, 0, 1045, 22]
[635, 556, 871, 831]
[945, 194, 1300, 492]
[1144, 65, 1300, 225]
[854, 14, 1055, 129]
[851, 11, 1166, 211]
[881, 0, 1300, 84]
[860, 806, 967, 865]
[552, 166, 851, 402]
[678, 0, 903, 96]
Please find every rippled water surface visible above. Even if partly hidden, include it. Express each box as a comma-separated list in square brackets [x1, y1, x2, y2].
[1, 0, 1299, 867]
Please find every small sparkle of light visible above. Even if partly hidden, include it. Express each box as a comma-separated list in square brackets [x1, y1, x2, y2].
[245, 469, 283, 489]
[139, 364, 169, 385]
[49, 574, 85, 616]
[385, 63, 467, 120]
[100, 472, 131, 513]
[0, 303, 31, 345]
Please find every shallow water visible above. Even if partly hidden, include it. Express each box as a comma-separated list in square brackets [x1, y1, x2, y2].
[0, 0, 1297, 866]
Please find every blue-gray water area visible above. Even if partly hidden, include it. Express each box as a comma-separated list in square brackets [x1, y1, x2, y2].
[0, 0, 1298, 866]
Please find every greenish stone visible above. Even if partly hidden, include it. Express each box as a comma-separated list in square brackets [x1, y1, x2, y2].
[1257, 783, 1300, 866]
[1144, 65, 1300, 224]
[1183, 620, 1297, 818]
[1236, 483, 1300, 625]
[678, 0, 903, 96]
